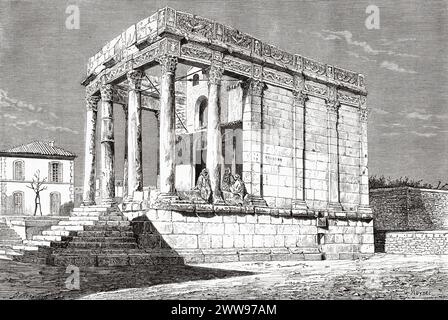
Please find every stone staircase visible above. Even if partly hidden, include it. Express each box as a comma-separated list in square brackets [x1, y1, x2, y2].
[10, 206, 183, 267]
[0, 221, 23, 259]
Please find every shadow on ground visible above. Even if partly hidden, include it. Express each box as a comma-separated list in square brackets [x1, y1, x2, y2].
[0, 260, 253, 300]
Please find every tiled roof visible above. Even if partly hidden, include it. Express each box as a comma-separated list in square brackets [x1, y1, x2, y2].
[0, 141, 76, 158]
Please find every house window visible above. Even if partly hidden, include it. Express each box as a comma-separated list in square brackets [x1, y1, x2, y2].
[13, 160, 24, 181]
[49, 162, 63, 183]
[192, 74, 200, 86]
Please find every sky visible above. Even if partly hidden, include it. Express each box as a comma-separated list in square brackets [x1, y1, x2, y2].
[0, 0, 447, 187]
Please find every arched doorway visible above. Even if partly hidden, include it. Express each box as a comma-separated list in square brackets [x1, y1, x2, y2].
[50, 192, 61, 215]
[13, 191, 23, 215]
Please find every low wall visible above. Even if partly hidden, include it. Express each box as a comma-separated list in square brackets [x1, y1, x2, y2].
[371, 187, 448, 231]
[129, 208, 374, 263]
[2, 216, 68, 240]
[385, 231, 448, 255]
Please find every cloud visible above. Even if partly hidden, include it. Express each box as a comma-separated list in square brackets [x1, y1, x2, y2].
[380, 61, 417, 74]
[0, 88, 77, 135]
[372, 108, 390, 115]
[381, 132, 401, 136]
[346, 51, 376, 62]
[406, 111, 432, 120]
[410, 131, 437, 138]
[318, 30, 419, 58]
[8, 119, 79, 134]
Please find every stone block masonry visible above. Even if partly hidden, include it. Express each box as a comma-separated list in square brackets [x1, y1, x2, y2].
[385, 231, 448, 255]
[131, 208, 374, 263]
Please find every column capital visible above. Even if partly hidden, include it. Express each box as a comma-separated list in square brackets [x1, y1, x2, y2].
[85, 95, 100, 111]
[127, 70, 144, 91]
[326, 100, 340, 114]
[157, 55, 177, 75]
[360, 108, 370, 122]
[292, 90, 308, 106]
[208, 63, 224, 86]
[100, 84, 114, 102]
[245, 79, 266, 97]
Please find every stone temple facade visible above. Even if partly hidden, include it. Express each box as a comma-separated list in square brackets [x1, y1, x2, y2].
[72, 7, 374, 264]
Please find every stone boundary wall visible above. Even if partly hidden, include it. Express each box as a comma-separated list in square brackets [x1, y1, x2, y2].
[128, 209, 374, 263]
[385, 231, 448, 255]
[371, 187, 448, 231]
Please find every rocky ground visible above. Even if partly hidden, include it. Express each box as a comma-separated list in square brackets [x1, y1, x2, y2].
[1, 254, 448, 300]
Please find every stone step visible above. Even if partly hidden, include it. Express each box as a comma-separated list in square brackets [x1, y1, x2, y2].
[12, 245, 39, 251]
[42, 230, 76, 237]
[32, 235, 71, 242]
[0, 247, 22, 256]
[23, 239, 52, 247]
[72, 206, 110, 212]
[59, 220, 95, 226]
[0, 239, 23, 246]
[68, 216, 100, 221]
[83, 225, 132, 232]
[77, 230, 135, 238]
[95, 221, 130, 227]
[66, 241, 137, 250]
[52, 251, 183, 267]
[70, 236, 136, 243]
[51, 225, 85, 231]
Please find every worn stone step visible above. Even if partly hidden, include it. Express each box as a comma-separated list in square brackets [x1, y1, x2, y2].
[66, 241, 137, 250]
[71, 236, 136, 243]
[68, 216, 100, 221]
[42, 230, 76, 237]
[59, 220, 95, 226]
[0, 239, 23, 246]
[12, 245, 39, 251]
[72, 207, 110, 212]
[23, 239, 52, 247]
[95, 221, 130, 227]
[32, 235, 71, 242]
[51, 225, 84, 231]
[83, 225, 132, 232]
[77, 230, 134, 238]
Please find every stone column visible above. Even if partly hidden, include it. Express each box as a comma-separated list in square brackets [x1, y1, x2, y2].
[206, 63, 225, 204]
[126, 70, 144, 200]
[82, 95, 100, 206]
[100, 84, 116, 205]
[359, 101, 371, 213]
[156, 55, 178, 197]
[242, 80, 267, 207]
[292, 90, 308, 212]
[122, 104, 129, 199]
[326, 97, 342, 211]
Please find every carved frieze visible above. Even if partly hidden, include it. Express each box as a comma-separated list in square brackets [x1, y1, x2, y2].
[262, 43, 295, 68]
[334, 67, 358, 86]
[262, 68, 294, 89]
[337, 90, 360, 107]
[303, 57, 326, 76]
[223, 26, 253, 51]
[158, 38, 180, 57]
[303, 81, 328, 98]
[86, 77, 102, 96]
[222, 56, 252, 77]
[133, 44, 159, 69]
[180, 43, 213, 64]
[360, 108, 369, 122]
[104, 60, 132, 84]
[176, 11, 214, 40]
[127, 70, 144, 90]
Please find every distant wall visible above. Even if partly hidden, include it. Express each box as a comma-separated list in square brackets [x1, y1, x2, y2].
[385, 231, 448, 255]
[371, 187, 448, 231]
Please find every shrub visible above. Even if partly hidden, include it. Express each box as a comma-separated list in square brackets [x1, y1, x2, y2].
[369, 175, 448, 190]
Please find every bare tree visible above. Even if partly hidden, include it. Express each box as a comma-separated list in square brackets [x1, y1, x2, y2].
[26, 170, 47, 216]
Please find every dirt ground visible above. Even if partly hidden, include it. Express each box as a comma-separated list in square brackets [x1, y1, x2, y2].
[1, 254, 448, 300]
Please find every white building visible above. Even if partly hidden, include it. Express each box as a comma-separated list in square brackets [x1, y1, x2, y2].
[0, 141, 76, 216]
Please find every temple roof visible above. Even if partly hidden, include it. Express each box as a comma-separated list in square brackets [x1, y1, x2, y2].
[0, 141, 76, 159]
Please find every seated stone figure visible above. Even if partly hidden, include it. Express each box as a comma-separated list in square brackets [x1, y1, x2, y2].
[222, 173, 247, 206]
[194, 168, 212, 203]
[221, 167, 235, 192]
